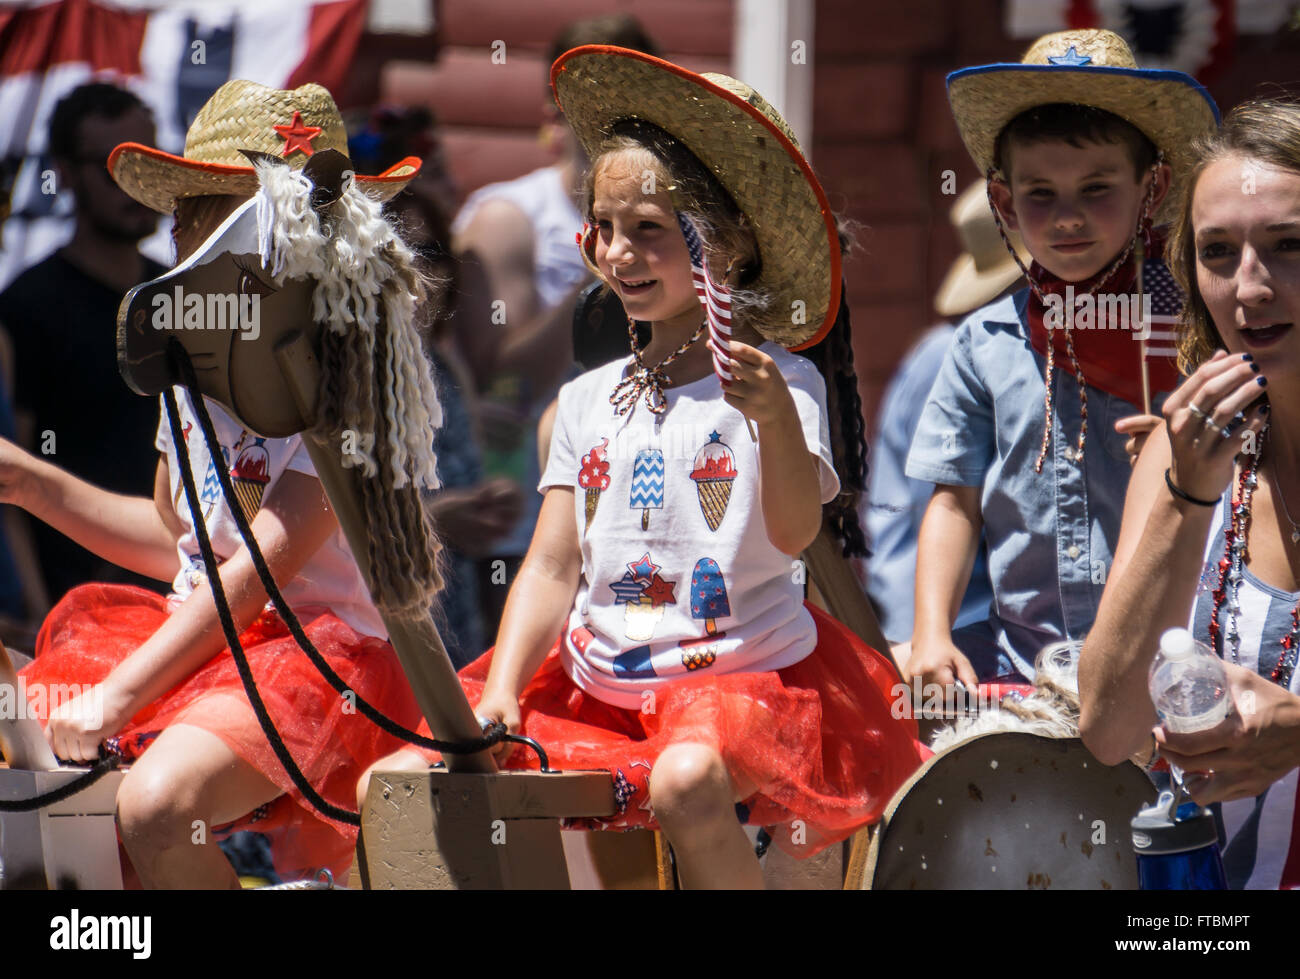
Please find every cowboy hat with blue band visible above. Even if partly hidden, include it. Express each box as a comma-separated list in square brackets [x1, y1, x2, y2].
[947, 29, 1220, 223]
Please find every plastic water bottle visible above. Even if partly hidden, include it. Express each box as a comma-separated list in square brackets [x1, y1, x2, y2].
[1148, 628, 1228, 733]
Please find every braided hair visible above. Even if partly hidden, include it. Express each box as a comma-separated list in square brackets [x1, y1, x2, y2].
[794, 266, 870, 559]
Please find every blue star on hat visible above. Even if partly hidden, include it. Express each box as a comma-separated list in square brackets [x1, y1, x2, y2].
[1047, 45, 1092, 66]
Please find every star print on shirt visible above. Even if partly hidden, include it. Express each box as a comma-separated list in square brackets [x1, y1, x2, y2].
[1047, 45, 1092, 66]
[642, 573, 677, 608]
[273, 111, 322, 157]
[628, 553, 662, 583]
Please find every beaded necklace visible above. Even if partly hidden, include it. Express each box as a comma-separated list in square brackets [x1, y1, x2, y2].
[985, 158, 1162, 473]
[1207, 444, 1300, 689]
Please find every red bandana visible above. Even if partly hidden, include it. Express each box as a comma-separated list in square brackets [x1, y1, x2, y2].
[1024, 234, 1182, 410]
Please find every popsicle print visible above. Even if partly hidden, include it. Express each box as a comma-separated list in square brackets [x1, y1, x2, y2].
[690, 557, 730, 636]
[630, 448, 664, 530]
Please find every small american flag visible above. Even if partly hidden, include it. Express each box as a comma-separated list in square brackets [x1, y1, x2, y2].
[1141, 259, 1181, 361]
[676, 212, 733, 384]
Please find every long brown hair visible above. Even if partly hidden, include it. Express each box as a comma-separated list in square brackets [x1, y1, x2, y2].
[583, 121, 871, 556]
[1169, 98, 1300, 373]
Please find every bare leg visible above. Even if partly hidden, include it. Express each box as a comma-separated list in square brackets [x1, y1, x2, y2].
[354, 746, 428, 811]
[115, 724, 283, 889]
[649, 742, 763, 890]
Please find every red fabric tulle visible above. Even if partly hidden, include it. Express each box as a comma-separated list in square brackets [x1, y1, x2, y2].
[19, 583, 421, 880]
[417, 604, 924, 856]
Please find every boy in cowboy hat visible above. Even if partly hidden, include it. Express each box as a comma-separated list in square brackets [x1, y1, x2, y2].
[903, 29, 1219, 689]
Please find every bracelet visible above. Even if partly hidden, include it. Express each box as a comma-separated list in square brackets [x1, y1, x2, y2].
[1164, 468, 1218, 508]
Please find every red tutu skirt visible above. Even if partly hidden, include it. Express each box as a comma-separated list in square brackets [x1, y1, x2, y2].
[417, 604, 924, 856]
[19, 583, 421, 880]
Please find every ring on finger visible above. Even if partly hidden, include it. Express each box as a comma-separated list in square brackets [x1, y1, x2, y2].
[1220, 411, 1248, 439]
[1188, 404, 1212, 425]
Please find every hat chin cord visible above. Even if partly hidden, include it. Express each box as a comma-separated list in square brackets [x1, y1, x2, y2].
[982, 154, 1164, 473]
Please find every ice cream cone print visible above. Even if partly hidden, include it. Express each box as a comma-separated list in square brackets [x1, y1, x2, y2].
[690, 558, 730, 636]
[624, 594, 665, 641]
[630, 448, 664, 530]
[230, 438, 270, 522]
[578, 437, 610, 533]
[689, 431, 738, 532]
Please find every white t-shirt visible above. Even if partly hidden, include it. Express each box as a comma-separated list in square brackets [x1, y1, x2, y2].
[452, 165, 587, 312]
[540, 344, 839, 709]
[155, 388, 387, 640]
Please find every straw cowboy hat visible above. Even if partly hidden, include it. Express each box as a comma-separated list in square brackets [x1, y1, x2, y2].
[109, 79, 420, 214]
[934, 180, 1028, 318]
[947, 29, 1219, 222]
[552, 45, 841, 349]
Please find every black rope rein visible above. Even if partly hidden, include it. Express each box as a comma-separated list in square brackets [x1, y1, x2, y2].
[0, 749, 122, 813]
[162, 338, 531, 825]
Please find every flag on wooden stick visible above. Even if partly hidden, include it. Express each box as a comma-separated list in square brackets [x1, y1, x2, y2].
[676, 211, 733, 384]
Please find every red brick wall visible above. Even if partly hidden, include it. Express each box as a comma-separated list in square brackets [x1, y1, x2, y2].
[812, 0, 1300, 434]
[380, 0, 733, 202]
[366, 0, 1299, 432]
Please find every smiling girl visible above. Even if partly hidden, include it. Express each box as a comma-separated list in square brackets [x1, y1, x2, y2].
[364, 46, 921, 889]
[1080, 99, 1300, 888]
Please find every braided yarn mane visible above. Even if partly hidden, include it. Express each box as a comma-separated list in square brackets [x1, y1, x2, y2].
[251, 159, 444, 619]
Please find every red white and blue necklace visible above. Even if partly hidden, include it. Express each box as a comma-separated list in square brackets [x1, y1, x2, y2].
[1208, 439, 1300, 689]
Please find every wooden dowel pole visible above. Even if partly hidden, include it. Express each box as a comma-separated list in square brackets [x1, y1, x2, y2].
[801, 523, 898, 680]
[273, 332, 494, 773]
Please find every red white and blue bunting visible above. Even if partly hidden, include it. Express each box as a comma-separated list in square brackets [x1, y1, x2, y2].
[1006, 0, 1295, 77]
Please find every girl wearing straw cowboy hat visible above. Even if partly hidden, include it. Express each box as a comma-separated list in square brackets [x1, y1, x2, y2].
[365, 45, 922, 888]
[7, 79, 433, 887]
[904, 29, 1219, 692]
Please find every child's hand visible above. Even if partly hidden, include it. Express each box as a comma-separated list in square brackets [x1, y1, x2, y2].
[715, 340, 797, 427]
[904, 635, 979, 691]
[44, 679, 131, 764]
[474, 685, 523, 764]
[1114, 413, 1162, 466]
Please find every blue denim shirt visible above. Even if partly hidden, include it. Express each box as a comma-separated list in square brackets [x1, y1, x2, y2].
[865, 325, 993, 642]
[905, 291, 1146, 679]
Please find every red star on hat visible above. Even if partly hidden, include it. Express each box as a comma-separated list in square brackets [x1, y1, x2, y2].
[273, 111, 321, 158]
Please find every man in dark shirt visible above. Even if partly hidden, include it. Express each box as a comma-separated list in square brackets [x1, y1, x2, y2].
[0, 83, 167, 604]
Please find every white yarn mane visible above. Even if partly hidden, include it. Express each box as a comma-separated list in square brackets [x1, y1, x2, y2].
[928, 641, 1083, 752]
[250, 159, 443, 491]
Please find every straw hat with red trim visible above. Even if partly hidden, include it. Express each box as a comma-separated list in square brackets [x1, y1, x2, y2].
[108, 79, 419, 214]
[552, 45, 840, 349]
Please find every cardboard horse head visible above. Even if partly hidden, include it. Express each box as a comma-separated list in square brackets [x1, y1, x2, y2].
[119, 150, 357, 437]
[116, 148, 445, 619]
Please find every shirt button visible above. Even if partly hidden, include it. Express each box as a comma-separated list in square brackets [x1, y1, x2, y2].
[581, 604, 590, 617]
[1067, 545, 1080, 559]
